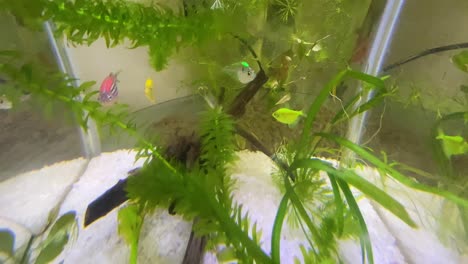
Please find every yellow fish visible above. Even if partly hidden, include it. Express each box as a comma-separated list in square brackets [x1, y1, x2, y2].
[272, 108, 306, 125]
[144, 77, 155, 103]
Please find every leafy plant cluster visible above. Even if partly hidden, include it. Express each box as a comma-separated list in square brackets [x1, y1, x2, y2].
[126, 107, 270, 263]
[4, 0, 210, 70]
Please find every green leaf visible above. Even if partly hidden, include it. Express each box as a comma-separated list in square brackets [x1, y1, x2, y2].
[290, 158, 417, 228]
[79, 81, 96, 92]
[118, 204, 143, 264]
[0, 229, 15, 258]
[337, 179, 373, 264]
[216, 247, 237, 263]
[328, 175, 345, 236]
[451, 50, 468, 73]
[48, 211, 76, 238]
[346, 70, 385, 90]
[318, 133, 468, 208]
[35, 233, 69, 264]
[39, 211, 77, 257]
[82, 90, 99, 102]
[298, 69, 386, 158]
[436, 131, 468, 158]
[271, 192, 289, 264]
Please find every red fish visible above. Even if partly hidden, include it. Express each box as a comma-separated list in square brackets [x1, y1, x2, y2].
[98, 72, 119, 105]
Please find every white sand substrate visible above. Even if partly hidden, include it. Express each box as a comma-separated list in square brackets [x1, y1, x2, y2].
[0, 149, 466, 264]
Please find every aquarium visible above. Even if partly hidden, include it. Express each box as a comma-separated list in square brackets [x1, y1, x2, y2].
[0, 1, 467, 264]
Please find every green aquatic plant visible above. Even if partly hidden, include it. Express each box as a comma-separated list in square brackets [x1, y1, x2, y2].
[3, 0, 213, 71]
[127, 107, 270, 263]
[430, 111, 468, 242]
[0, 211, 78, 264]
[117, 204, 144, 264]
[273, 0, 299, 23]
[0, 50, 137, 134]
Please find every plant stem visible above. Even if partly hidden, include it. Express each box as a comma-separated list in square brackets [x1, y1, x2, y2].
[319, 133, 468, 208]
[298, 69, 348, 159]
[271, 192, 289, 264]
[192, 179, 273, 263]
[227, 68, 269, 118]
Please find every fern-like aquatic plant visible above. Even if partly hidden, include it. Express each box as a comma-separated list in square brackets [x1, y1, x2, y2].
[4, 0, 219, 70]
[126, 107, 272, 263]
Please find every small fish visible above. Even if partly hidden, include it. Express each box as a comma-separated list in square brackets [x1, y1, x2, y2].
[436, 131, 468, 158]
[272, 107, 306, 125]
[223, 61, 256, 84]
[98, 72, 120, 106]
[144, 77, 155, 103]
[275, 93, 291, 105]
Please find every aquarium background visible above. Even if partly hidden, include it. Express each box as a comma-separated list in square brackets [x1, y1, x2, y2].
[0, 12, 84, 182]
[364, 0, 468, 183]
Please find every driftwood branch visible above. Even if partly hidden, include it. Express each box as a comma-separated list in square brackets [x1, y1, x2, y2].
[383, 42, 468, 72]
[227, 69, 268, 118]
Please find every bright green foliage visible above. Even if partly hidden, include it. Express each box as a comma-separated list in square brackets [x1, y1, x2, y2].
[35, 211, 78, 264]
[199, 107, 237, 207]
[1, 0, 270, 71]
[3, 0, 213, 70]
[127, 108, 270, 263]
[436, 131, 468, 158]
[118, 204, 144, 264]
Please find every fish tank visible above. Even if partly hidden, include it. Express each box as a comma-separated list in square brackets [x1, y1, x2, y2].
[0, 1, 467, 264]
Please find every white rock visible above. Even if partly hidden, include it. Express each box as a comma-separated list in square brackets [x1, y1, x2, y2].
[1, 149, 466, 264]
[0, 158, 87, 234]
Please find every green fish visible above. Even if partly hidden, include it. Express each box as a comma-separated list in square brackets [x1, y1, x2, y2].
[436, 131, 468, 158]
[223, 61, 256, 84]
[272, 108, 306, 125]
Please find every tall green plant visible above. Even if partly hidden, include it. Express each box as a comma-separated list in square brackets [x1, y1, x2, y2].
[269, 69, 468, 264]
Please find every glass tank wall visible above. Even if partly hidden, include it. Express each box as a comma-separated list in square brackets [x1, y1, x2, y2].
[362, 0, 468, 184]
[0, 12, 85, 182]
